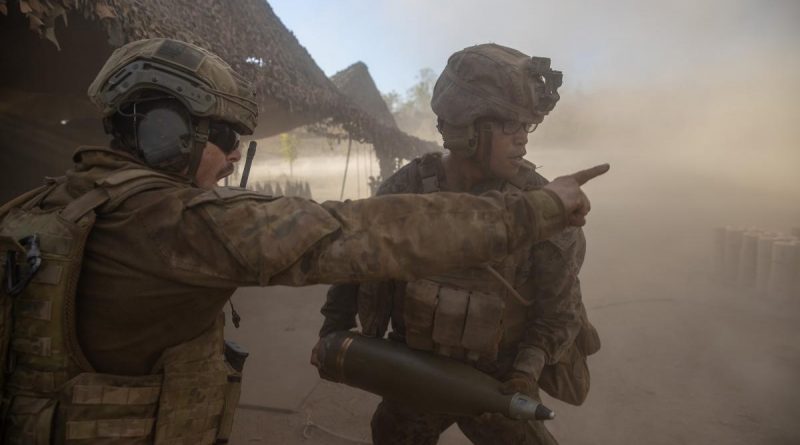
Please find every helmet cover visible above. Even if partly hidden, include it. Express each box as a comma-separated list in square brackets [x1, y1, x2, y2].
[431, 43, 562, 127]
[88, 38, 258, 135]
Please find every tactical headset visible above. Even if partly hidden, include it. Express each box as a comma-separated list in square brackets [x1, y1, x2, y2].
[437, 119, 493, 158]
[108, 97, 239, 177]
[100, 56, 241, 179]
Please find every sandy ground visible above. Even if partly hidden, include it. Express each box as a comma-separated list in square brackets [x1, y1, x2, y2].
[224, 277, 800, 445]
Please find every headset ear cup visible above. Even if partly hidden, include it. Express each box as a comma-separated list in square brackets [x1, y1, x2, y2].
[441, 122, 479, 157]
[136, 103, 193, 170]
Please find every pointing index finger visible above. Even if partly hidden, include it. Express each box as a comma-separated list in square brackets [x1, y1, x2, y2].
[571, 163, 610, 185]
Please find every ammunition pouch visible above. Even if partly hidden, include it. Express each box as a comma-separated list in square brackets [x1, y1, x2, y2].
[58, 372, 161, 443]
[404, 279, 505, 362]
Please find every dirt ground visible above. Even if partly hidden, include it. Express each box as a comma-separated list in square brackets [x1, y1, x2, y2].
[223, 274, 800, 445]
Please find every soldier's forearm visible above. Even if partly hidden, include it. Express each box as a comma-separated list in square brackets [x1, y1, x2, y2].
[269, 189, 566, 285]
[513, 346, 549, 381]
[520, 281, 584, 364]
[517, 229, 586, 364]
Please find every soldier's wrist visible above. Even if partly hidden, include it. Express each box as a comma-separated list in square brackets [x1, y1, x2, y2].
[527, 189, 567, 242]
[513, 346, 548, 381]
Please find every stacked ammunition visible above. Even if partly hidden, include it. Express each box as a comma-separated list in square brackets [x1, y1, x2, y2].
[713, 226, 800, 299]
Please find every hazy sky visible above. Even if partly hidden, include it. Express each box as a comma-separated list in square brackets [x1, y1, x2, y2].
[270, 0, 799, 95]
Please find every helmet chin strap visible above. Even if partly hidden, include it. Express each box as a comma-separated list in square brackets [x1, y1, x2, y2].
[187, 118, 210, 184]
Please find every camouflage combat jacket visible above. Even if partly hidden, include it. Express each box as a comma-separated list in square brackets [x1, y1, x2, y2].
[0, 147, 569, 444]
[321, 153, 600, 404]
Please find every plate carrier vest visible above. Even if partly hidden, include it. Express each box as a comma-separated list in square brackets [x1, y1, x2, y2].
[358, 154, 534, 365]
[0, 169, 242, 445]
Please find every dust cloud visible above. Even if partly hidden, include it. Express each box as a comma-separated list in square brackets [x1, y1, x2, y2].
[233, 4, 800, 443]
[518, 10, 800, 444]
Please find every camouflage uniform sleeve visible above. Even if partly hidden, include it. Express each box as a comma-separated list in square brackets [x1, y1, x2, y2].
[266, 189, 566, 285]
[315, 163, 421, 338]
[512, 227, 586, 380]
[134, 184, 563, 287]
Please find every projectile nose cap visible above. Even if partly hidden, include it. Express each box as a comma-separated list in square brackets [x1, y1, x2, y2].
[508, 393, 556, 421]
[535, 404, 556, 421]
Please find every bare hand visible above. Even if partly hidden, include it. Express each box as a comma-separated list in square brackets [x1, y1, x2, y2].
[543, 164, 610, 226]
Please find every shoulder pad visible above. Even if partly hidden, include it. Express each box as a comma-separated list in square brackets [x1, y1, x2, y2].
[186, 187, 275, 208]
[96, 168, 178, 187]
[96, 168, 187, 211]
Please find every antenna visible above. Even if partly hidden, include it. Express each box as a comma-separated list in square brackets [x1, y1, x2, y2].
[239, 141, 257, 188]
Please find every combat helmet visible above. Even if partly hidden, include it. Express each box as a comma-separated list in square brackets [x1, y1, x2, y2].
[88, 38, 258, 175]
[431, 43, 562, 155]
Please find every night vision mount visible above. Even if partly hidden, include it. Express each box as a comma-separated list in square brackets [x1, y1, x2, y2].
[528, 56, 563, 116]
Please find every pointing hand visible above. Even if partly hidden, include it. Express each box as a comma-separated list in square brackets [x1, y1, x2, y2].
[543, 164, 610, 226]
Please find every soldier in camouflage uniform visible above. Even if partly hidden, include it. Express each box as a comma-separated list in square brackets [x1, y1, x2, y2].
[317, 44, 601, 445]
[0, 39, 606, 444]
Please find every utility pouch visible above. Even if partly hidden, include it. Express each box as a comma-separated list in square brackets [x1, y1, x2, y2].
[151, 313, 230, 445]
[57, 372, 161, 443]
[431, 287, 469, 358]
[216, 361, 243, 444]
[2, 396, 58, 445]
[405, 279, 508, 362]
[460, 291, 505, 362]
[403, 280, 439, 351]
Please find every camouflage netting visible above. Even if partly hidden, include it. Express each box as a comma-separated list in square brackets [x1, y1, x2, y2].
[0, 0, 438, 171]
[329, 61, 441, 179]
[331, 62, 398, 130]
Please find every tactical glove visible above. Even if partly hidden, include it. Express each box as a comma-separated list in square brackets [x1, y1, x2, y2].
[500, 370, 540, 400]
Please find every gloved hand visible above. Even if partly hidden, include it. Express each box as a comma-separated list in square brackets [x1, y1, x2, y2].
[500, 370, 540, 399]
